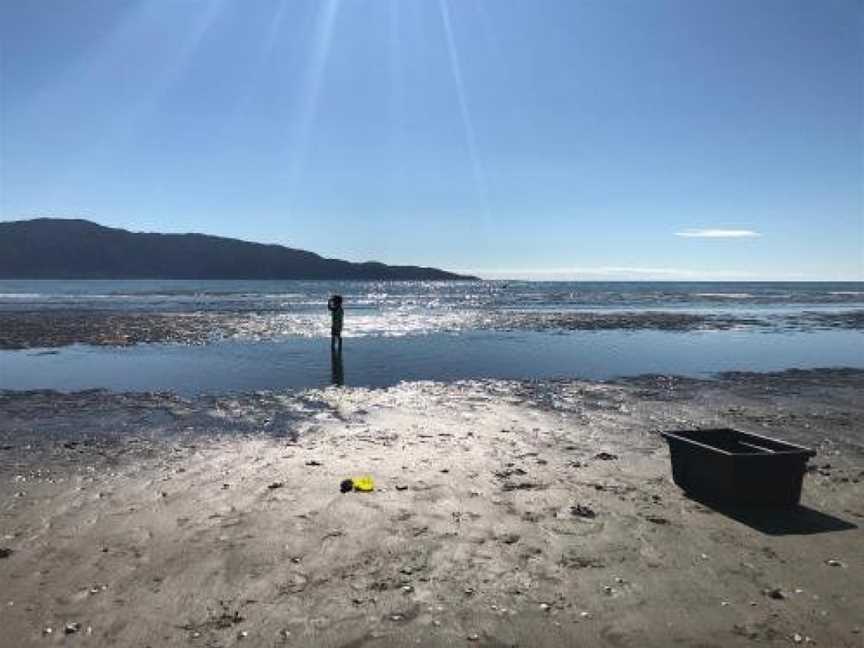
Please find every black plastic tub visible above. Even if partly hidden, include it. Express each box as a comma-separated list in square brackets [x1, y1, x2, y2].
[661, 428, 816, 506]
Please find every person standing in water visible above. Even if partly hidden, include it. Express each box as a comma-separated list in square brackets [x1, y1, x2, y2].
[328, 294, 344, 352]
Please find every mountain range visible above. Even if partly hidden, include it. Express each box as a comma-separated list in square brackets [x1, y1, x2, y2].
[0, 219, 474, 281]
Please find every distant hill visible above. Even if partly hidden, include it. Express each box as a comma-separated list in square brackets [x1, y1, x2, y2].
[0, 219, 476, 280]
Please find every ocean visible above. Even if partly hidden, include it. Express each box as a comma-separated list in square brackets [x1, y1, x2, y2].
[1, 280, 862, 394]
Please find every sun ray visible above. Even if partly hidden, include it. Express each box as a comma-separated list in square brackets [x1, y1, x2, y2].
[387, 0, 404, 148]
[24, 0, 229, 202]
[262, 0, 291, 59]
[225, 0, 291, 126]
[284, 0, 342, 216]
[104, 0, 229, 141]
[437, 0, 491, 229]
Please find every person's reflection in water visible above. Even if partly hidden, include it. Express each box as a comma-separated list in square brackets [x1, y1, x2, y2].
[330, 347, 344, 386]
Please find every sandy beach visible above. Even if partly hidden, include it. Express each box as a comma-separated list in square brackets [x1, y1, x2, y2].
[1, 369, 862, 647]
[4, 0, 863, 644]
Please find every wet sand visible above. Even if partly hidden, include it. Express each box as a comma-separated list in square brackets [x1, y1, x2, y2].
[1, 370, 862, 647]
[1, 309, 863, 349]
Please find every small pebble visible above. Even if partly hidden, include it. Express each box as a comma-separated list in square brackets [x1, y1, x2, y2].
[825, 559, 844, 567]
[792, 633, 803, 644]
[571, 504, 596, 519]
[645, 515, 669, 525]
[539, 603, 551, 611]
[467, 634, 480, 641]
[64, 622, 81, 634]
[603, 586, 614, 595]
[579, 611, 592, 618]
[401, 585, 414, 594]
[238, 630, 248, 639]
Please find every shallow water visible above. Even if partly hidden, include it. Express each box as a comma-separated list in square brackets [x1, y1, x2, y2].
[2, 329, 862, 395]
[1, 280, 862, 394]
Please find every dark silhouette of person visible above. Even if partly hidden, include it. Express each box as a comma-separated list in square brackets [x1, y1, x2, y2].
[328, 294, 343, 352]
[330, 347, 344, 386]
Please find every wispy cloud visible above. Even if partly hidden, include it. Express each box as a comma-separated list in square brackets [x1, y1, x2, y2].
[675, 229, 762, 238]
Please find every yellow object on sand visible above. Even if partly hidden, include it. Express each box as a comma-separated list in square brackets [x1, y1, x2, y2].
[351, 476, 375, 492]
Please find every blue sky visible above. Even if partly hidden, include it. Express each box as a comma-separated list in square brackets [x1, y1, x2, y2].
[1, 0, 861, 280]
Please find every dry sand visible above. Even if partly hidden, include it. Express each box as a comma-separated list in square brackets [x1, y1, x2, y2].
[1, 370, 862, 647]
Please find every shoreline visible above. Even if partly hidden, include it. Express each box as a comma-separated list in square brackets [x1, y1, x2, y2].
[1, 369, 862, 646]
